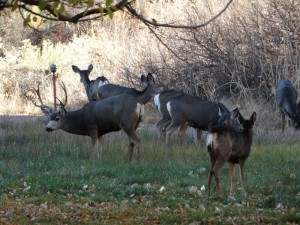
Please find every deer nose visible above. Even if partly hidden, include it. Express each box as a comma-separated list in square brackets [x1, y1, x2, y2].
[46, 127, 53, 132]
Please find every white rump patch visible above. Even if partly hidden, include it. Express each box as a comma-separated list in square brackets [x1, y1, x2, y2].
[98, 80, 109, 87]
[206, 133, 214, 149]
[154, 94, 161, 111]
[136, 103, 145, 117]
[218, 106, 222, 117]
[166, 101, 172, 117]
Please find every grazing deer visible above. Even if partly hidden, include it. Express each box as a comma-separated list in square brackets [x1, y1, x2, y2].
[275, 80, 300, 132]
[31, 83, 144, 160]
[72, 64, 110, 101]
[154, 90, 202, 143]
[206, 111, 256, 198]
[164, 93, 238, 147]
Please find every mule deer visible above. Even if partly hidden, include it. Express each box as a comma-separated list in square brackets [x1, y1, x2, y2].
[165, 93, 238, 147]
[275, 80, 300, 132]
[96, 72, 163, 104]
[73, 64, 162, 104]
[206, 111, 256, 198]
[154, 90, 202, 143]
[31, 83, 144, 160]
[72, 64, 110, 101]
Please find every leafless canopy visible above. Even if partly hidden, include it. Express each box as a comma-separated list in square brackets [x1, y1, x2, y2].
[1, 0, 233, 28]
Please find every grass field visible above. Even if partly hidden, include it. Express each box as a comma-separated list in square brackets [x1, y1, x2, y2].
[0, 115, 299, 224]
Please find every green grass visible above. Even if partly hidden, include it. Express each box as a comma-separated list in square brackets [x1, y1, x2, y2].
[0, 115, 299, 224]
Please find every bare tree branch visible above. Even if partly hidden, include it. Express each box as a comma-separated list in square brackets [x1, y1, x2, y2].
[124, 0, 233, 29]
[2, 0, 130, 23]
[2, 0, 233, 28]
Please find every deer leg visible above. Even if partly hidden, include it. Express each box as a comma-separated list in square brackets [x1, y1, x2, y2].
[281, 110, 285, 132]
[124, 130, 141, 161]
[97, 135, 105, 157]
[239, 161, 247, 196]
[212, 158, 227, 198]
[155, 118, 166, 139]
[90, 130, 99, 157]
[192, 128, 202, 144]
[229, 162, 235, 196]
[161, 120, 171, 140]
[156, 118, 170, 139]
[165, 122, 180, 148]
[208, 157, 217, 196]
[178, 123, 188, 145]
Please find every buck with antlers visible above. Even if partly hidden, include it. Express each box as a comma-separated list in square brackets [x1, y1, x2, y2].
[73, 64, 162, 104]
[275, 79, 300, 132]
[206, 111, 256, 198]
[31, 83, 144, 160]
[164, 93, 240, 147]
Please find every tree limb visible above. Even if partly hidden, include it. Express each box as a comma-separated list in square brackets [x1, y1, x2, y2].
[2, 0, 130, 23]
[124, 0, 233, 29]
[1, 0, 233, 28]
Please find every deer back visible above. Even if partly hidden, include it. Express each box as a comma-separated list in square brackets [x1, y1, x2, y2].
[45, 94, 143, 136]
[275, 80, 300, 128]
[167, 94, 230, 130]
[96, 73, 162, 104]
[154, 89, 185, 116]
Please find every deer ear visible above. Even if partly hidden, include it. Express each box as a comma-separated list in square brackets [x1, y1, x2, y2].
[283, 108, 293, 118]
[141, 75, 148, 85]
[217, 103, 227, 115]
[251, 112, 257, 124]
[72, 65, 80, 73]
[88, 64, 93, 72]
[231, 107, 240, 119]
[58, 107, 66, 116]
[147, 73, 154, 83]
[238, 112, 245, 124]
[41, 107, 54, 116]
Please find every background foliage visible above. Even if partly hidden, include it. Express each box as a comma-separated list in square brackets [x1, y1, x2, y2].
[1, 0, 300, 128]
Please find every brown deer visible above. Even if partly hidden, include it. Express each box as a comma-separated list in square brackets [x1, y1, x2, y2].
[164, 93, 239, 147]
[275, 80, 300, 132]
[31, 83, 144, 160]
[206, 111, 256, 198]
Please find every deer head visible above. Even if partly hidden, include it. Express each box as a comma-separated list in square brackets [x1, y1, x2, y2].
[30, 82, 68, 132]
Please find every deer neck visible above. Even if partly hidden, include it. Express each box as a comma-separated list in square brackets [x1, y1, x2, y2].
[136, 85, 154, 104]
[61, 110, 89, 135]
[81, 76, 92, 99]
[243, 128, 254, 145]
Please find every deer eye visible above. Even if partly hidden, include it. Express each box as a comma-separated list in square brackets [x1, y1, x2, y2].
[55, 117, 60, 121]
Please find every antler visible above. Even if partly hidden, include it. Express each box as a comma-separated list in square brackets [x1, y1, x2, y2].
[56, 82, 68, 108]
[30, 85, 53, 115]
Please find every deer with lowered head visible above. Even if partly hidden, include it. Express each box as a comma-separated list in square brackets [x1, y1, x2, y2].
[31, 83, 144, 160]
[275, 79, 300, 132]
[154, 90, 202, 143]
[206, 111, 256, 198]
[164, 93, 239, 147]
[72, 64, 163, 104]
